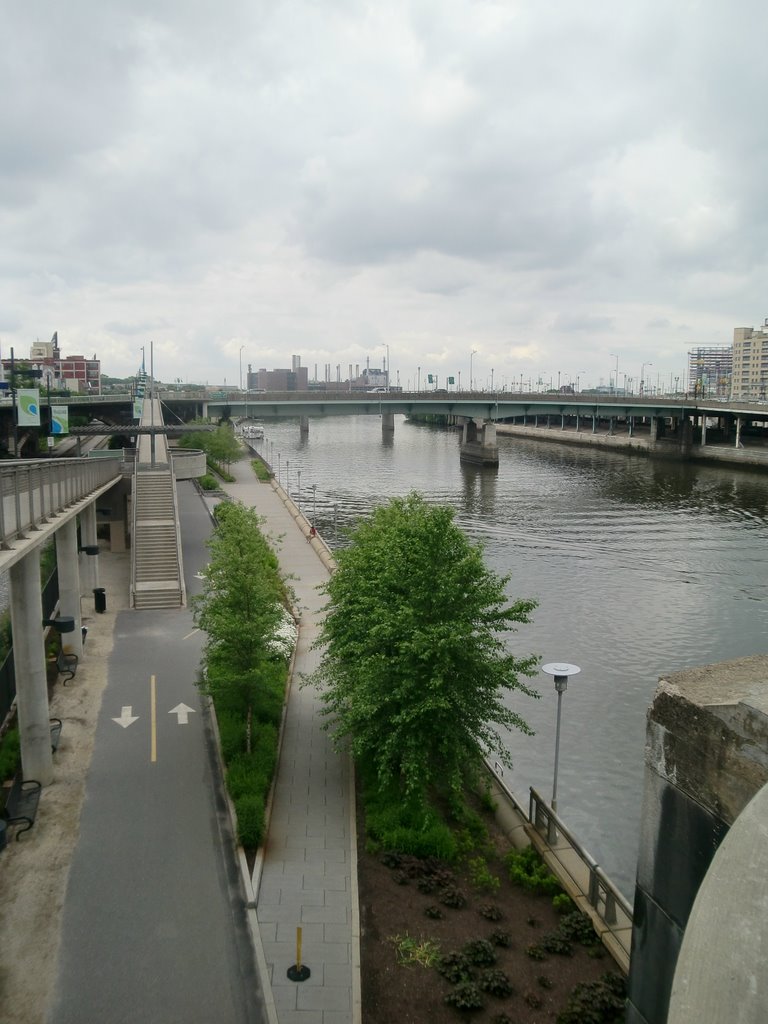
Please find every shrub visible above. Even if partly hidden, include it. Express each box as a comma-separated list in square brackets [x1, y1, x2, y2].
[439, 885, 467, 909]
[558, 910, 598, 946]
[556, 972, 627, 1024]
[436, 951, 473, 984]
[553, 892, 575, 914]
[217, 711, 247, 762]
[235, 792, 265, 847]
[462, 939, 497, 966]
[251, 460, 272, 482]
[198, 473, 220, 491]
[505, 846, 563, 896]
[444, 981, 484, 1012]
[478, 968, 514, 998]
[226, 756, 269, 802]
[488, 930, 513, 948]
[467, 856, 501, 892]
[0, 728, 21, 782]
[477, 903, 503, 921]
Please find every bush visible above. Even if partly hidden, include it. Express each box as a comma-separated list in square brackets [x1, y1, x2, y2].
[362, 777, 458, 860]
[436, 951, 473, 984]
[478, 968, 514, 998]
[444, 981, 484, 1012]
[556, 972, 627, 1024]
[0, 728, 21, 782]
[505, 846, 563, 896]
[217, 711, 247, 761]
[198, 474, 220, 491]
[558, 910, 598, 946]
[235, 793, 265, 847]
[462, 939, 497, 966]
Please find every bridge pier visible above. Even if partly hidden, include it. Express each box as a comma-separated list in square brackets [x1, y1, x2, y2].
[80, 503, 100, 598]
[57, 518, 84, 660]
[381, 411, 395, 434]
[10, 552, 54, 786]
[300, 415, 309, 437]
[459, 419, 499, 466]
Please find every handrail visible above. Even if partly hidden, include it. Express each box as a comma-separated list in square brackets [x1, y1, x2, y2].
[528, 787, 633, 920]
[484, 760, 633, 972]
[0, 459, 121, 550]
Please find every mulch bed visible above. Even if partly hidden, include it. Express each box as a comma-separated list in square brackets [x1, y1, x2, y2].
[357, 801, 625, 1023]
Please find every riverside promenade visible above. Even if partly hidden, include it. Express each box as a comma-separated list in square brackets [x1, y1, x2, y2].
[219, 455, 360, 1024]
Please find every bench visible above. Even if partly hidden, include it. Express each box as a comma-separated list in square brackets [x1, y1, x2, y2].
[2, 776, 42, 840]
[57, 649, 78, 683]
[50, 718, 62, 753]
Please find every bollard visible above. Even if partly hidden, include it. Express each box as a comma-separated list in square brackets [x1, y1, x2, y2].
[287, 926, 311, 981]
[93, 588, 106, 613]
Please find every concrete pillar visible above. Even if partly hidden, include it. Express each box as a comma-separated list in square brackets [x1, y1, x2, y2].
[628, 416, 634, 438]
[381, 411, 395, 434]
[10, 551, 54, 785]
[608, 417, 615, 436]
[56, 519, 84, 660]
[80, 503, 99, 596]
[701, 415, 707, 446]
[592, 413, 597, 433]
[626, 656, 768, 1024]
[574, 412, 579, 432]
[649, 416, 659, 442]
[299, 415, 309, 437]
[735, 416, 743, 449]
[561, 413, 566, 430]
[546, 415, 551, 429]
[459, 418, 499, 465]
[668, 781, 768, 1024]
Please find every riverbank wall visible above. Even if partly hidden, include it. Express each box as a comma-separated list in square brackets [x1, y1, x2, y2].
[493, 423, 768, 470]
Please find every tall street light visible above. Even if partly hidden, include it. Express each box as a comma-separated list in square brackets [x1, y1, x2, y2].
[542, 661, 581, 842]
[470, 349, 477, 391]
[610, 353, 619, 394]
[239, 345, 245, 391]
[641, 361, 652, 396]
[383, 343, 391, 390]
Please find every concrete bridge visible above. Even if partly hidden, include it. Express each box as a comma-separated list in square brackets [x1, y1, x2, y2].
[5, 390, 768, 467]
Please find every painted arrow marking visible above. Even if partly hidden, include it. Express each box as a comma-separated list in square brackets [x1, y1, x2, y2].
[113, 706, 139, 728]
[168, 703, 196, 725]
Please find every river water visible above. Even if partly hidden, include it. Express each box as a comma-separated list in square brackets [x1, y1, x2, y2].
[252, 414, 768, 897]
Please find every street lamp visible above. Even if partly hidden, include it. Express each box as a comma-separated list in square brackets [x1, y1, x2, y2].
[383, 343, 390, 391]
[470, 349, 477, 392]
[542, 661, 581, 840]
[610, 353, 619, 394]
[297, 469, 301, 511]
[640, 362, 652, 396]
[239, 345, 245, 391]
[311, 484, 317, 524]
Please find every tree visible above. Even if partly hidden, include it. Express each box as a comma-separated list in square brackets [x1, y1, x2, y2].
[193, 501, 287, 750]
[311, 493, 539, 806]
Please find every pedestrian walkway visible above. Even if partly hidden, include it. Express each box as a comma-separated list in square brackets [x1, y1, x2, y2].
[221, 455, 360, 1024]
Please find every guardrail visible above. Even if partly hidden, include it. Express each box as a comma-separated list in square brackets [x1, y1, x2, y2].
[528, 786, 633, 970]
[0, 459, 122, 550]
[485, 761, 633, 972]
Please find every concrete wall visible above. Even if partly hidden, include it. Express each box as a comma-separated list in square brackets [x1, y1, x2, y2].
[626, 655, 768, 1024]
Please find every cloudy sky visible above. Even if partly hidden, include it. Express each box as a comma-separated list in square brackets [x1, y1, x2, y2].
[2, 1, 766, 392]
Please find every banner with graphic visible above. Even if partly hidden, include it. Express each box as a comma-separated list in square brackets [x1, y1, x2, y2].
[17, 389, 41, 426]
[51, 406, 69, 435]
[133, 399, 143, 420]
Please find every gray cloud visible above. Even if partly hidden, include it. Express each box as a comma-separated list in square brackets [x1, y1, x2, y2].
[0, 0, 766, 385]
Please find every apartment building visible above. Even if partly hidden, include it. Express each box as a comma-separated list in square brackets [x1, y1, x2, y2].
[732, 322, 768, 400]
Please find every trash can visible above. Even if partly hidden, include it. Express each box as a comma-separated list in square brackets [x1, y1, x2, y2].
[0, 819, 7, 852]
[93, 588, 107, 613]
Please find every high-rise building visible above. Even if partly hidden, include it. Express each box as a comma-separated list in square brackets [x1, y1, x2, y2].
[731, 322, 768, 400]
[687, 346, 732, 398]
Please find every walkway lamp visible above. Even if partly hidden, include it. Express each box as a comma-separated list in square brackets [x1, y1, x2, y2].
[333, 502, 338, 543]
[277, 453, 281, 486]
[297, 469, 301, 510]
[311, 484, 317, 523]
[286, 460, 290, 498]
[470, 349, 477, 391]
[542, 661, 581, 841]
[641, 362, 652, 396]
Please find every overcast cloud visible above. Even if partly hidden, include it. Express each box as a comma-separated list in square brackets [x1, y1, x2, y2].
[1, 0, 766, 391]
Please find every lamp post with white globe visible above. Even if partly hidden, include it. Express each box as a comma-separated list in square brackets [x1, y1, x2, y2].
[542, 662, 581, 840]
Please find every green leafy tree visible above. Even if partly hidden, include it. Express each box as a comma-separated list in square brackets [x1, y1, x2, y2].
[193, 501, 287, 750]
[311, 493, 539, 806]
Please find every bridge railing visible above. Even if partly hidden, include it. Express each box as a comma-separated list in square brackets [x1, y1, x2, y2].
[0, 459, 121, 550]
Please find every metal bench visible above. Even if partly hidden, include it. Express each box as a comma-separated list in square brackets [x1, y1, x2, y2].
[50, 718, 63, 753]
[2, 776, 42, 840]
[57, 649, 78, 683]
